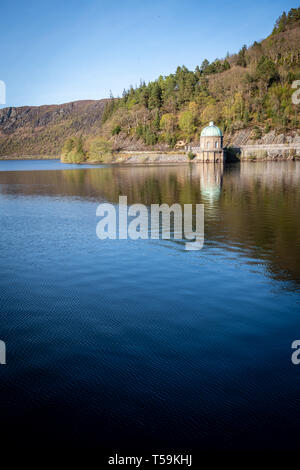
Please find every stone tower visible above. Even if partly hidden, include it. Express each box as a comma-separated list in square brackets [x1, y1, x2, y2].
[198, 121, 224, 162]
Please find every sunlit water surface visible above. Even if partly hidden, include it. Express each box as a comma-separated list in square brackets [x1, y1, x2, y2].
[0, 159, 300, 450]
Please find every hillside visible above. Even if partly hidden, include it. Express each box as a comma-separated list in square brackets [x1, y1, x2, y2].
[0, 6, 299, 160]
[96, 7, 300, 153]
[0, 100, 108, 157]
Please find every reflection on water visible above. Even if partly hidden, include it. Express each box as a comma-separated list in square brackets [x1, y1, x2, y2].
[1, 160, 300, 451]
[1, 161, 299, 285]
[199, 163, 223, 203]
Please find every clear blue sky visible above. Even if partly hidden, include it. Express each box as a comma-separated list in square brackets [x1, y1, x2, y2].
[1, 0, 297, 107]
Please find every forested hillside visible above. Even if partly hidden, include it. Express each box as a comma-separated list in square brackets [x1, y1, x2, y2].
[0, 7, 299, 159]
[98, 6, 300, 150]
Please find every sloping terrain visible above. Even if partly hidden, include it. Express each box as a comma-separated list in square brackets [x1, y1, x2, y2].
[0, 100, 108, 157]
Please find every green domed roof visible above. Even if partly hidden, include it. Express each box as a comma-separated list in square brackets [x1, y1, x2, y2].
[201, 121, 222, 137]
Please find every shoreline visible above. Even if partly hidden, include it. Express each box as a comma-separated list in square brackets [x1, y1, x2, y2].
[1, 148, 300, 163]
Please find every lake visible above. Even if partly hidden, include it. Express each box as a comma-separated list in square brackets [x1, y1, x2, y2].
[0, 159, 300, 452]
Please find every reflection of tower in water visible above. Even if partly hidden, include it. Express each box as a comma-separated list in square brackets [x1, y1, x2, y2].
[199, 163, 223, 203]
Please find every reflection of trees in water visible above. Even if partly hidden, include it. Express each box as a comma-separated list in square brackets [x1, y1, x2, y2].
[0, 162, 300, 285]
[0, 166, 205, 205]
[218, 162, 300, 286]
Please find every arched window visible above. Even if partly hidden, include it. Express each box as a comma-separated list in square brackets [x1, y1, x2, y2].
[207, 141, 210, 149]
[215, 141, 219, 148]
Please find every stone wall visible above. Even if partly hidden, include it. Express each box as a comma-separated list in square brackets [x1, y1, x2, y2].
[230, 144, 300, 160]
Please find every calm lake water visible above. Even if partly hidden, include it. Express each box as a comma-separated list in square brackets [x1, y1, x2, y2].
[0, 159, 300, 451]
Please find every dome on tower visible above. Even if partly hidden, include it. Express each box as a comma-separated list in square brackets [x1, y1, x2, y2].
[200, 121, 222, 137]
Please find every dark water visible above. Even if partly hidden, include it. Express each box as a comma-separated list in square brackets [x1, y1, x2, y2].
[0, 160, 300, 452]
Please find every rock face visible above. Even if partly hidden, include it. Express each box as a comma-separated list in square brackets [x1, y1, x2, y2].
[0, 99, 109, 157]
[225, 129, 300, 147]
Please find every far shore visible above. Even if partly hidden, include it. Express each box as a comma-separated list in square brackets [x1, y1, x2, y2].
[1, 147, 300, 163]
[0, 155, 59, 160]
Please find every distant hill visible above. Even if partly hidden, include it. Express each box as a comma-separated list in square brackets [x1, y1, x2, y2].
[0, 100, 108, 157]
[0, 7, 299, 158]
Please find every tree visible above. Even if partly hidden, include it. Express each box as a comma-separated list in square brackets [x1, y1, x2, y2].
[87, 138, 112, 162]
[256, 56, 279, 89]
[188, 101, 198, 118]
[201, 101, 221, 124]
[61, 136, 85, 163]
[195, 65, 201, 79]
[160, 113, 177, 135]
[273, 11, 287, 34]
[148, 82, 162, 109]
[223, 59, 230, 70]
[178, 111, 196, 141]
[236, 45, 247, 67]
[200, 59, 210, 73]
[287, 7, 300, 24]
[153, 110, 160, 131]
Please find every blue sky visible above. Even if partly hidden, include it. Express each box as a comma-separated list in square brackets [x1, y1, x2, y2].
[1, 0, 297, 107]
